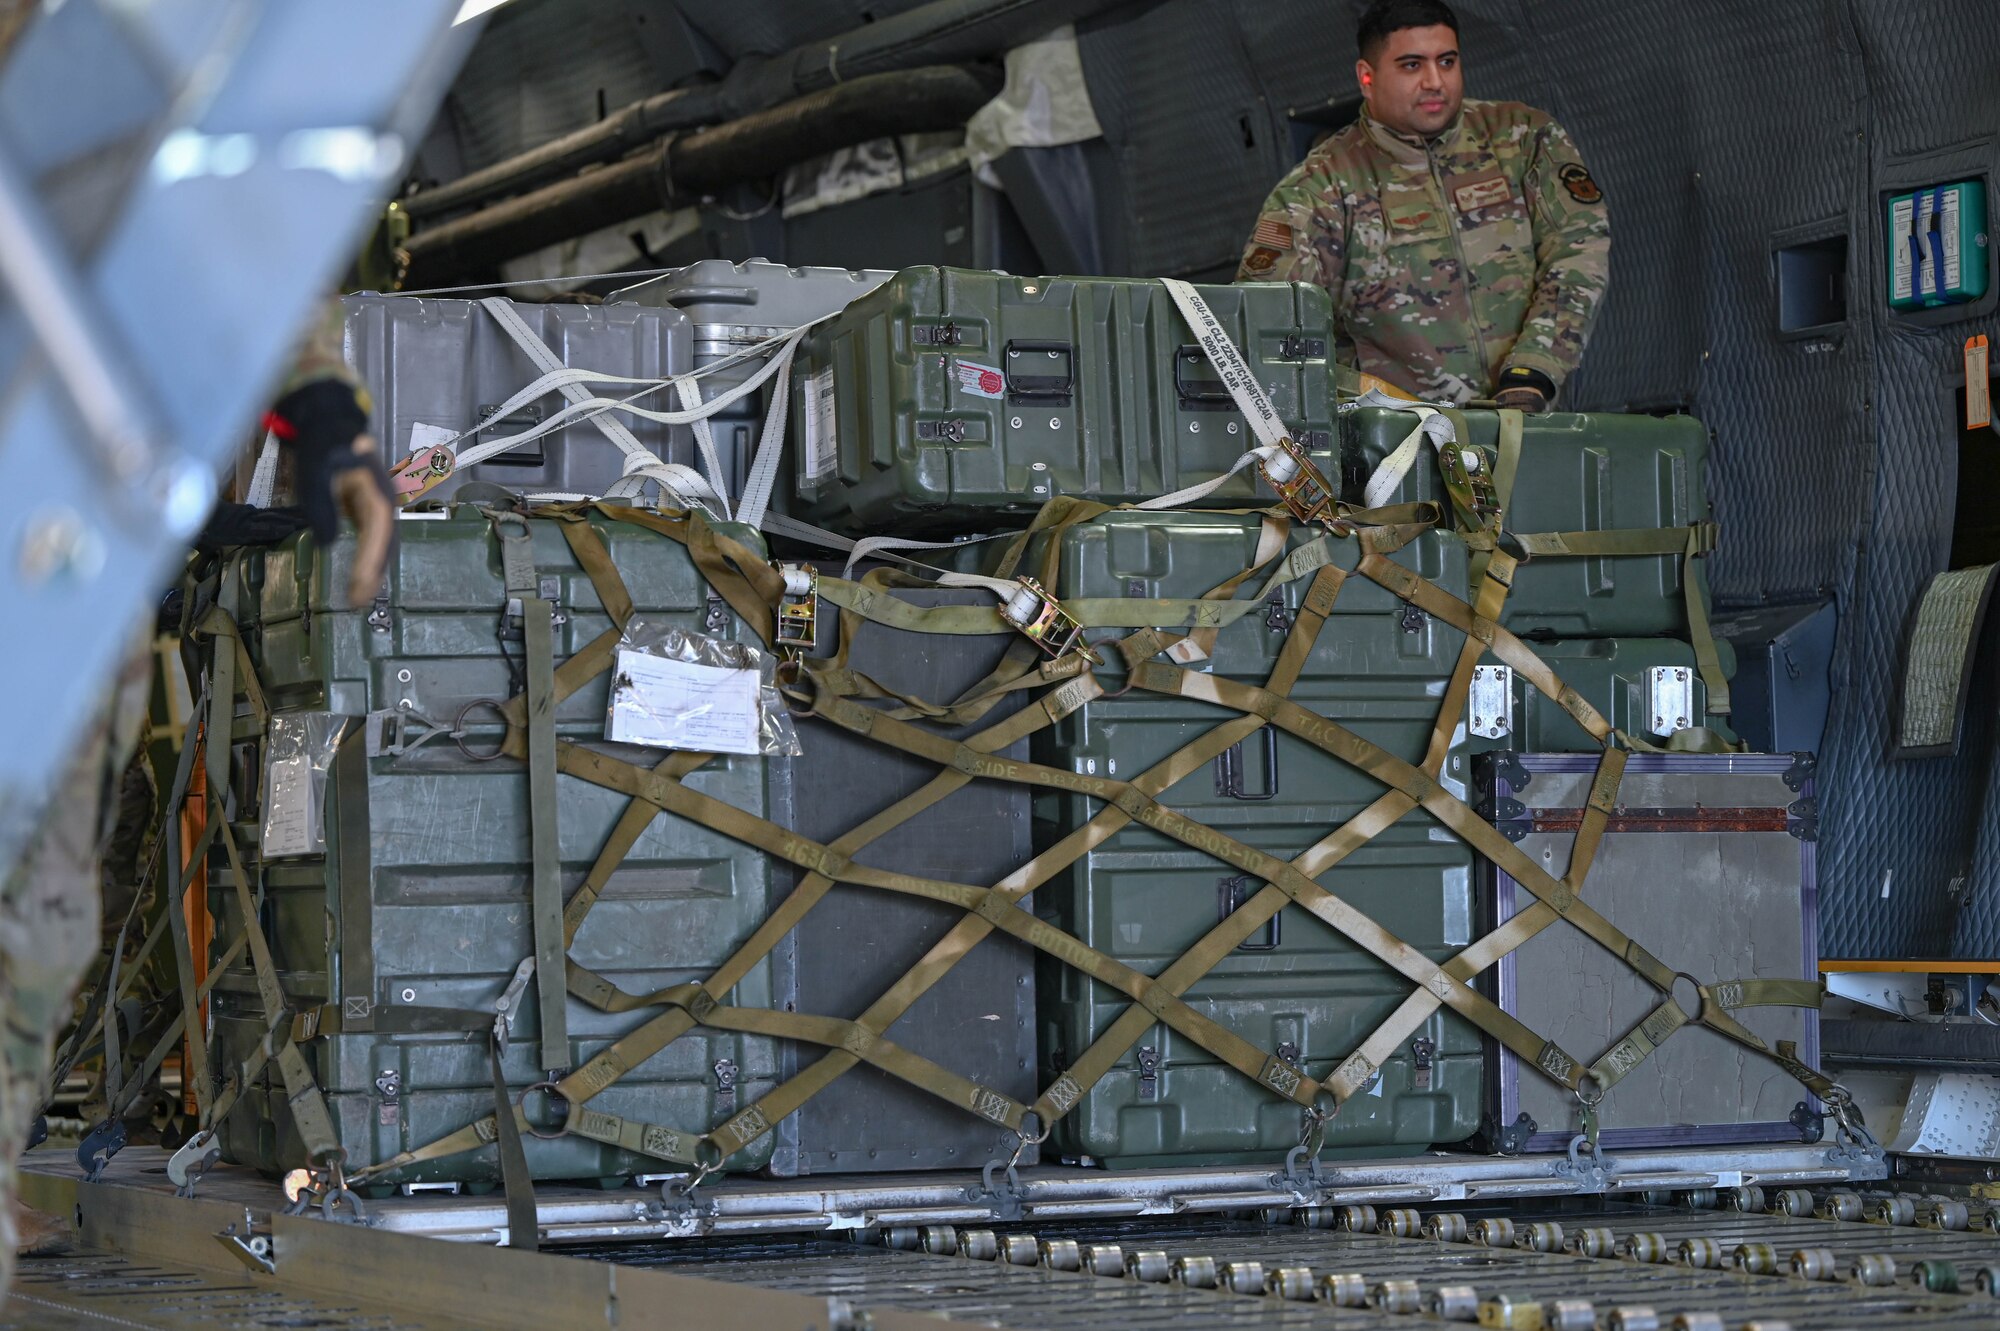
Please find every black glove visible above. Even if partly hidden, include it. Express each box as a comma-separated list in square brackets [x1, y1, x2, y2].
[268, 379, 396, 607]
[196, 503, 311, 554]
[1493, 365, 1556, 413]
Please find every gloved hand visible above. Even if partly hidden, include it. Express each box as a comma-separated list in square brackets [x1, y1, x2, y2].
[268, 379, 396, 609]
[1493, 365, 1556, 414]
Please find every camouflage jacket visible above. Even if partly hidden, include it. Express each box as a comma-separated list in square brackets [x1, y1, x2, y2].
[1236, 100, 1609, 404]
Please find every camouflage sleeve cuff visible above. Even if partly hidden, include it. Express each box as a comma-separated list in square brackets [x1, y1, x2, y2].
[1499, 348, 1569, 388]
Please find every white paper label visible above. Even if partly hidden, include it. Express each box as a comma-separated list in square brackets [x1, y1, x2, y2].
[1892, 189, 1966, 300]
[952, 359, 1007, 400]
[800, 367, 838, 484]
[407, 421, 457, 457]
[262, 755, 319, 858]
[1890, 196, 1915, 301]
[607, 650, 764, 754]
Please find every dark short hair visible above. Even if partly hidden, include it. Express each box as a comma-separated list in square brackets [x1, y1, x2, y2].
[1357, 0, 1460, 60]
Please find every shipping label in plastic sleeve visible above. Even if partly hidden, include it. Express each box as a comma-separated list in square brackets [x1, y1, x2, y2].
[952, 359, 1007, 400]
[801, 367, 838, 483]
[607, 649, 766, 754]
[261, 713, 344, 858]
[262, 756, 317, 857]
[407, 421, 457, 457]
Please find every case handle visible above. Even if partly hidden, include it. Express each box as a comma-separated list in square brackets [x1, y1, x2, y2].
[1003, 340, 1073, 404]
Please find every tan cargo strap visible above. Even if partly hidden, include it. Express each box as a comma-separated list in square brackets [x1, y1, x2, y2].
[99, 929, 249, 1129]
[1026, 564, 1348, 1122]
[1115, 529, 1777, 1098]
[1467, 410, 1524, 592]
[1427, 405, 1726, 722]
[1122, 596, 1786, 1097]
[64, 645, 246, 1128]
[361, 625, 1076, 1178]
[367, 523, 1372, 1173]
[553, 728, 1331, 1111]
[814, 572, 1049, 728]
[194, 606, 270, 730]
[350, 499, 1820, 1183]
[354, 513, 1066, 1178]
[1507, 519, 1729, 720]
[489, 510, 571, 1074]
[1361, 552, 1616, 744]
[211, 799, 345, 1165]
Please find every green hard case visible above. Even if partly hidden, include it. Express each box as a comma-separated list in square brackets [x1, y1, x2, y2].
[1342, 405, 1713, 640]
[788, 267, 1336, 534]
[212, 508, 782, 1185]
[960, 510, 1728, 1167]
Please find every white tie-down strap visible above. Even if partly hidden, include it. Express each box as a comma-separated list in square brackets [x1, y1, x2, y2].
[1133, 279, 1293, 511]
[753, 513, 1020, 616]
[246, 431, 282, 508]
[838, 528, 1024, 579]
[675, 375, 733, 520]
[758, 511, 858, 554]
[654, 324, 796, 524]
[452, 328, 809, 472]
[478, 296, 655, 470]
[1361, 405, 1457, 510]
[734, 337, 799, 532]
[604, 455, 729, 517]
[444, 363, 666, 452]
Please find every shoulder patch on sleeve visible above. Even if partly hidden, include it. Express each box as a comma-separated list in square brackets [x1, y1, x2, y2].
[1252, 216, 1295, 251]
[1241, 245, 1283, 276]
[1558, 163, 1603, 205]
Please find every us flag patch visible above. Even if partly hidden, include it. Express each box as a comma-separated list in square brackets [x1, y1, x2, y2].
[1252, 217, 1294, 250]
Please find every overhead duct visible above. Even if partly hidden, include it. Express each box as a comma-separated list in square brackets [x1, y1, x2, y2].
[403, 0, 1155, 220]
[398, 64, 1000, 285]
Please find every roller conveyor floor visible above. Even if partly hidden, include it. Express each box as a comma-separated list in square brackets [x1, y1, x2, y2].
[18, 1146, 2000, 1329]
[595, 1201, 2000, 1329]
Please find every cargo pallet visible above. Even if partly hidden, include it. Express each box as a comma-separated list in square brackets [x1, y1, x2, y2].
[21, 1143, 2000, 1330]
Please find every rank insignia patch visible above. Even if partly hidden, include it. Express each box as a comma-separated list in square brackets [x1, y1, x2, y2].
[1559, 163, 1604, 205]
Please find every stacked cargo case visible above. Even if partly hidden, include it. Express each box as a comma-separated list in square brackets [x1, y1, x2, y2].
[786, 268, 1338, 532]
[610, 260, 892, 503]
[343, 294, 694, 502]
[217, 509, 783, 1183]
[196, 261, 1789, 1190]
[767, 583, 1037, 1175]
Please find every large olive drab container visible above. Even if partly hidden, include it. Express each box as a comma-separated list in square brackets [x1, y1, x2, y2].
[787, 268, 1337, 535]
[212, 508, 783, 1186]
[964, 511, 1484, 1167]
[1343, 405, 1714, 640]
[954, 510, 1731, 1167]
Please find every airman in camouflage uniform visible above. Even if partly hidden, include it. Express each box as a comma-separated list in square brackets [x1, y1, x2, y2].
[0, 639, 153, 1273]
[0, 298, 395, 1294]
[1237, 0, 1609, 408]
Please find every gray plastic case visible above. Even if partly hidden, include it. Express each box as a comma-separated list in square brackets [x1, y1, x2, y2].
[1483, 752, 1820, 1152]
[766, 582, 1036, 1175]
[343, 294, 692, 501]
[611, 260, 892, 499]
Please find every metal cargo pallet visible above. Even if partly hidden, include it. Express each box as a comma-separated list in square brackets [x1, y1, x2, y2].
[30, 1141, 1874, 1246]
[18, 1145, 1995, 1330]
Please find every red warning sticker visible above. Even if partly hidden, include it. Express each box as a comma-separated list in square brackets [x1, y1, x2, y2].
[953, 359, 1007, 399]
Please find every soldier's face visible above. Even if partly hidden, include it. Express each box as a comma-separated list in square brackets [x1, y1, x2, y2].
[1356, 25, 1464, 139]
